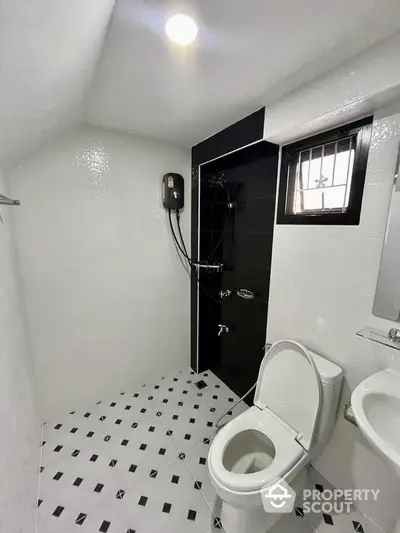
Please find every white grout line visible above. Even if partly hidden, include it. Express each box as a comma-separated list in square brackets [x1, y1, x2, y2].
[196, 165, 201, 373]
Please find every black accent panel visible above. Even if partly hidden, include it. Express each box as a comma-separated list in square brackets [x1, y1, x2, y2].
[191, 128, 279, 400]
[191, 109, 266, 373]
[192, 108, 265, 167]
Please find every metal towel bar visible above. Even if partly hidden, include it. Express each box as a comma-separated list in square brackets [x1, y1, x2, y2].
[0, 193, 20, 206]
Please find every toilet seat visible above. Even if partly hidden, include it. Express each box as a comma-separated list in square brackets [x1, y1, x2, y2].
[209, 406, 305, 493]
[254, 340, 322, 451]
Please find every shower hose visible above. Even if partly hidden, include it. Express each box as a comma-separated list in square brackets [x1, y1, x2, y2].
[214, 343, 272, 430]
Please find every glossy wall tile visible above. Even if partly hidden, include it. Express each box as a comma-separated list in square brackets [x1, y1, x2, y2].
[267, 109, 400, 531]
[9, 126, 191, 421]
[0, 169, 39, 533]
[193, 140, 279, 398]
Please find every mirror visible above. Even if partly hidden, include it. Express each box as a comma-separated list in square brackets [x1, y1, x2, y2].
[373, 143, 400, 320]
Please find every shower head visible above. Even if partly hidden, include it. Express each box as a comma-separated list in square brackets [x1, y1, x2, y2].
[207, 173, 235, 210]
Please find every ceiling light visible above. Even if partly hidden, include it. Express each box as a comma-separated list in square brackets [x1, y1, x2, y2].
[165, 14, 198, 46]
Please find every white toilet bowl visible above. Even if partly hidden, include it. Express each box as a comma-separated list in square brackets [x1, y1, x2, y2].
[207, 340, 343, 533]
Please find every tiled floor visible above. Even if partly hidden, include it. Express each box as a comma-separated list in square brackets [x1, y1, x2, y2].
[37, 368, 382, 533]
[293, 468, 382, 533]
[37, 368, 246, 533]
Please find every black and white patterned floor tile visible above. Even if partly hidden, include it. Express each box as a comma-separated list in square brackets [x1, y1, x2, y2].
[37, 368, 239, 533]
[37, 368, 381, 533]
[294, 466, 383, 533]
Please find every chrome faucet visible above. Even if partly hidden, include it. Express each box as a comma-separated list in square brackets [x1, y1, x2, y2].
[388, 328, 400, 342]
[218, 324, 229, 336]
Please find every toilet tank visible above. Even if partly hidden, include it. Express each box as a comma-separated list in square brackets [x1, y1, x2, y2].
[308, 350, 343, 438]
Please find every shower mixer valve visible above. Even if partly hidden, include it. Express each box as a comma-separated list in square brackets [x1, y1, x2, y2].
[219, 289, 232, 299]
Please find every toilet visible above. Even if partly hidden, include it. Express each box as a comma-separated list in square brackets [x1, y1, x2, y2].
[208, 339, 343, 533]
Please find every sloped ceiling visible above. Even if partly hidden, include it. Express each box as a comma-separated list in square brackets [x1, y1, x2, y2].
[87, 0, 400, 147]
[1, 0, 400, 168]
[0, 0, 115, 169]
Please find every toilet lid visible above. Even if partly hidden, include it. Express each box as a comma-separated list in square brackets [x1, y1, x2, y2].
[254, 340, 322, 451]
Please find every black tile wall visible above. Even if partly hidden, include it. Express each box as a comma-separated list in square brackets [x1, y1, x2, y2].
[192, 137, 279, 398]
[191, 110, 267, 373]
[191, 108, 265, 168]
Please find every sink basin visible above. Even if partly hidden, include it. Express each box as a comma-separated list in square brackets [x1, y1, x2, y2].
[352, 369, 400, 475]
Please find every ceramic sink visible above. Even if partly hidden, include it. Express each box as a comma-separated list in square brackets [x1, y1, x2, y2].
[352, 368, 400, 476]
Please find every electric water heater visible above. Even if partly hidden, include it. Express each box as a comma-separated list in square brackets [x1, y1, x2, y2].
[162, 173, 184, 210]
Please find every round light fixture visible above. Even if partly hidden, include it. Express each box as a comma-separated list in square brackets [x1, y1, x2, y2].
[165, 14, 198, 46]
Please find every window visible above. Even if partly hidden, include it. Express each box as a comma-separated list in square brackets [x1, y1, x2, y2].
[277, 117, 372, 225]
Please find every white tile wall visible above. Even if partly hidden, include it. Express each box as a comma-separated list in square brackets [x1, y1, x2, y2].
[0, 0, 115, 169]
[267, 108, 400, 532]
[9, 126, 191, 423]
[263, 32, 400, 146]
[0, 169, 39, 532]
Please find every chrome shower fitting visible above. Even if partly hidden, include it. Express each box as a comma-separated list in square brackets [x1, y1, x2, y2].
[219, 289, 232, 299]
[217, 324, 229, 336]
[219, 288, 255, 300]
[194, 261, 223, 273]
[388, 328, 400, 342]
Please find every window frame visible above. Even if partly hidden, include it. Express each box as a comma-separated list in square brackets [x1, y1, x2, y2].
[276, 116, 373, 225]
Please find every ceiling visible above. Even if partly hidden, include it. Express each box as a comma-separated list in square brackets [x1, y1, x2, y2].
[0, 0, 115, 169]
[1, 0, 400, 168]
[87, 0, 400, 146]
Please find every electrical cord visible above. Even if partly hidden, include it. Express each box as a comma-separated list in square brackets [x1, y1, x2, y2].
[169, 209, 222, 304]
[168, 209, 192, 264]
[175, 210, 190, 259]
